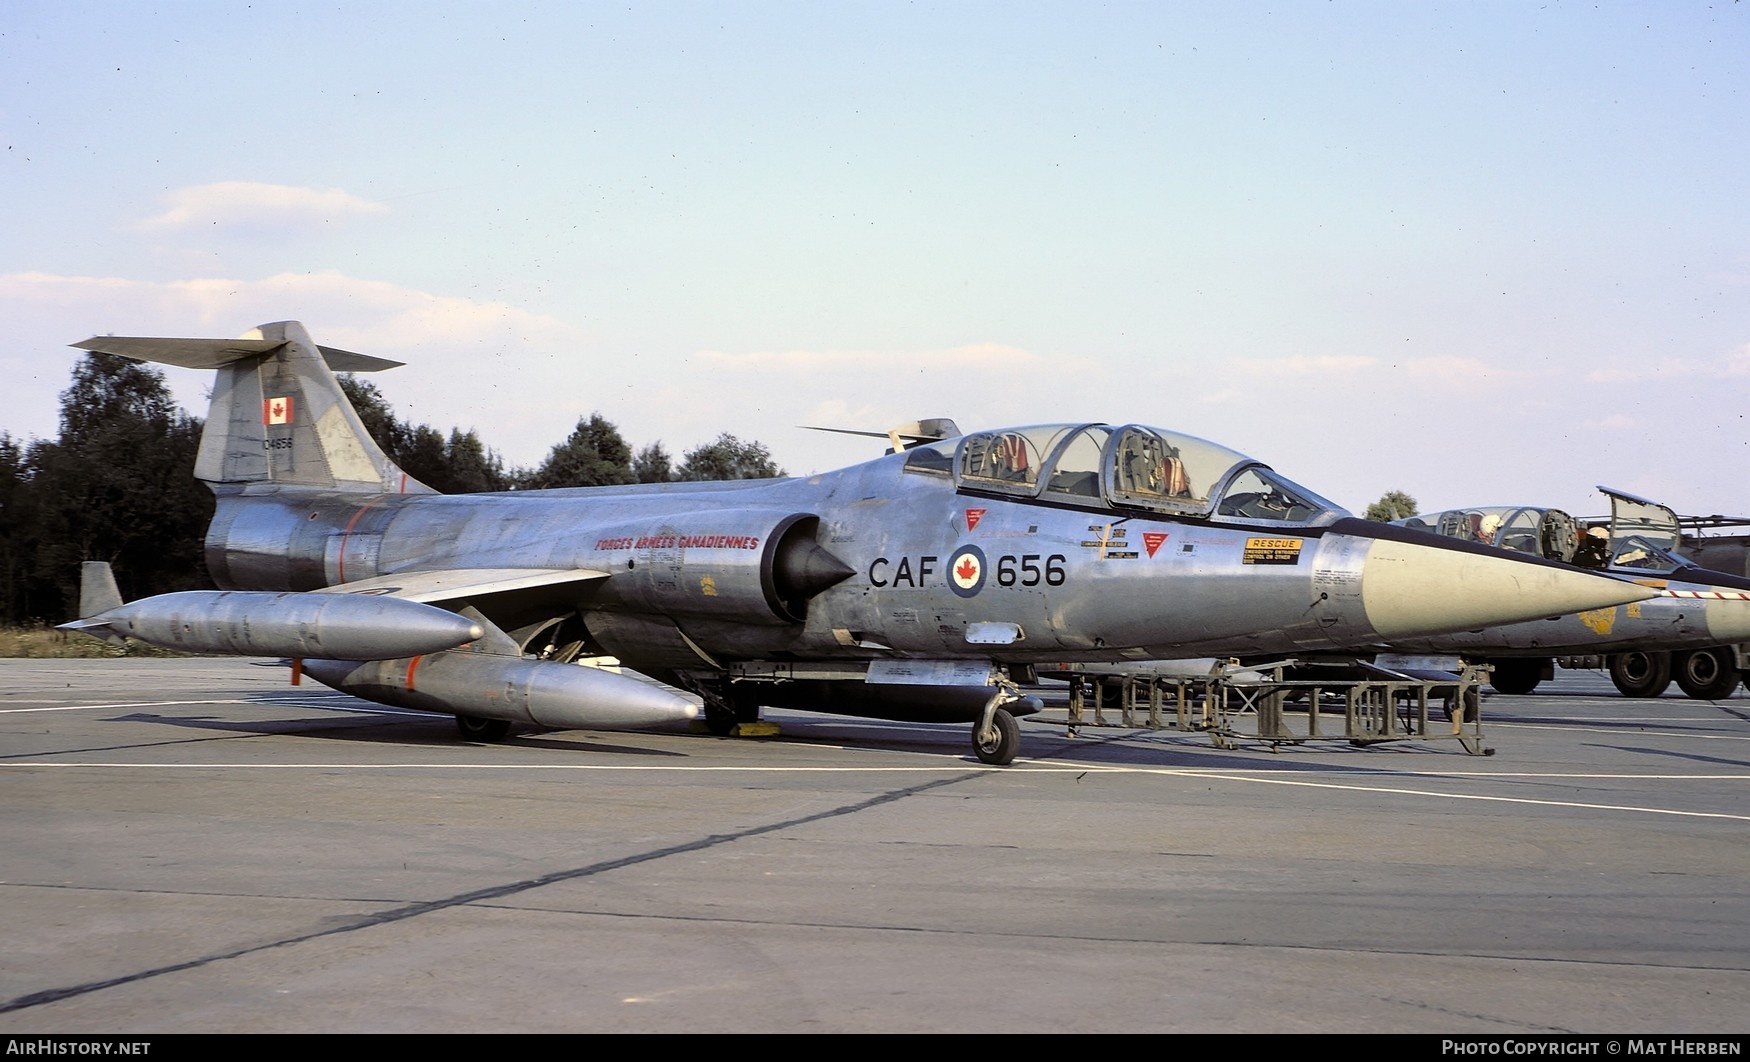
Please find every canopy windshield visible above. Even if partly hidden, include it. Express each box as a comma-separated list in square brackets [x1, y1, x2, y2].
[910, 422, 1345, 525]
[1395, 494, 1690, 574]
[1605, 488, 1682, 570]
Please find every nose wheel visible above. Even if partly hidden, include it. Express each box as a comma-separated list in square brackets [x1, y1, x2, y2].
[972, 695, 1021, 765]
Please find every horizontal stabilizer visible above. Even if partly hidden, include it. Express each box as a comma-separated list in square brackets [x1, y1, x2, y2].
[73, 335, 403, 373]
[58, 615, 129, 644]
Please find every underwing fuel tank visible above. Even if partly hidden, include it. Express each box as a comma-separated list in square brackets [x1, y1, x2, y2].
[301, 652, 701, 730]
[62, 590, 485, 660]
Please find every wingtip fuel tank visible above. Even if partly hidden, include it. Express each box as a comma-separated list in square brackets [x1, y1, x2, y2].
[62, 589, 486, 660]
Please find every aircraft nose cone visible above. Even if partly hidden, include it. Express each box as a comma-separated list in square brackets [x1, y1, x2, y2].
[1334, 520, 1658, 641]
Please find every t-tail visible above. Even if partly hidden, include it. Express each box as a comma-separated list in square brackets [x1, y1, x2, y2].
[73, 320, 433, 496]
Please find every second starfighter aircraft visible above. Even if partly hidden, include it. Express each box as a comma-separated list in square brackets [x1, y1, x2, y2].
[63, 322, 1655, 763]
[1390, 492, 1750, 698]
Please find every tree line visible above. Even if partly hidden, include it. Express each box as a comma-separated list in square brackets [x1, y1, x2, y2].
[0, 354, 784, 625]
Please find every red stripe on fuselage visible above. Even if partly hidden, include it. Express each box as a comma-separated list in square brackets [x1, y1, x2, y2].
[335, 498, 384, 584]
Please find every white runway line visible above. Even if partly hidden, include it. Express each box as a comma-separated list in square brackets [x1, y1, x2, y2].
[0, 698, 254, 714]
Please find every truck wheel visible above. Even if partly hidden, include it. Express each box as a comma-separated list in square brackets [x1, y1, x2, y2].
[1608, 652, 1672, 698]
[1487, 658, 1544, 695]
[1674, 648, 1741, 700]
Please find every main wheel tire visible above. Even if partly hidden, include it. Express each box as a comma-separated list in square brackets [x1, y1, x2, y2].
[1674, 648, 1741, 700]
[702, 702, 736, 736]
[703, 695, 761, 736]
[456, 715, 511, 742]
[1487, 658, 1544, 695]
[1609, 652, 1672, 698]
[972, 707, 1020, 766]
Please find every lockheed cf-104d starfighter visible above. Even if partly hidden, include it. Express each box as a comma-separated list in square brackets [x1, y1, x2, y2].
[61, 322, 1656, 764]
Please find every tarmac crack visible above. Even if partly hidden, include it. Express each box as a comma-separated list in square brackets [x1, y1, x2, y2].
[0, 770, 981, 1015]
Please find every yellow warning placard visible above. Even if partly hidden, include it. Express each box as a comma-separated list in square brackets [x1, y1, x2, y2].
[1243, 537, 1304, 565]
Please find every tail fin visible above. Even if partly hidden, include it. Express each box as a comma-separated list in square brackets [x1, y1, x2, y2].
[73, 321, 433, 495]
[60, 561, 127, 643]
[77, 560, 124, 617]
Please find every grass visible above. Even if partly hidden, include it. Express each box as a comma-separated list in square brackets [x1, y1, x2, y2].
[0, 625, 190, 658]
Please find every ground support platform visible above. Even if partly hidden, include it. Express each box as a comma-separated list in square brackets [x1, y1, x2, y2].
[1059, 658, 1491, 755]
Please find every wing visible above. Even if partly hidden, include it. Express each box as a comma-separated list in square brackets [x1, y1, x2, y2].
[314, 567, 612, 640]
[314, 567, 612, 605]
[312, 566, 616, 658]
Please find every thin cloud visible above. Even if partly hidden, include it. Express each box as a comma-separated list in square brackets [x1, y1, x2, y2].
[1401, 355, 1521, 386]
[0, 272, 135, 305]
[1235, 355, 1377, 376]
[1585, 359, 1700, 384]
[135, 181, 388, 232]
[1723, 344, 1750, 377]
[2, 269, 587, 465]
[1588, 345, 1750, 383]
[693, 342, 1045, 372]
[1, 270, 577, 351]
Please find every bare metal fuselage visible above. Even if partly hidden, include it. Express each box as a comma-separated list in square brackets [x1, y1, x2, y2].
[205, 458, 1389, 673]
[66, 320, 1663, 758]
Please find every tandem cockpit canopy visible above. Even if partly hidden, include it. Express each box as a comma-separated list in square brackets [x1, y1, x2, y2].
[900, 422, 1346, 526]
[1395, 491, 1689, 574]
[1397, 506, 1583, 560]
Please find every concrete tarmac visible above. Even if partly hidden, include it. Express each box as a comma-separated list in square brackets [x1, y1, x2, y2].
[1, 657, 1746, 1034]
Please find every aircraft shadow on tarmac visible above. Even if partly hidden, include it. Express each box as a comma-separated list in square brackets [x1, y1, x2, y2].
[1483, 706, 1745, 735]
[763, 710, 1478, 776]
[91, 694, 1503, 775]
[104, 707, 693, 759]
[1587, 742, 1750, 770]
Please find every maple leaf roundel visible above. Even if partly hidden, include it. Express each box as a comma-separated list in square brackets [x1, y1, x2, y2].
[947, 544, 987, 598]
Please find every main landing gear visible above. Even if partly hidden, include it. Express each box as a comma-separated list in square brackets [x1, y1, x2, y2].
[455, 714, 511, 742]
[702, 697, 762, 737]
[1486, 658, 1545, 695]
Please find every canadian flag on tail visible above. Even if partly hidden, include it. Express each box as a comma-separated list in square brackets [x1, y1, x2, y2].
[263, 397, 294, 425]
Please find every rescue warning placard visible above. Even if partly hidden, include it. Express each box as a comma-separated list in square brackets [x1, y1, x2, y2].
[1243, 537, 1304, 565]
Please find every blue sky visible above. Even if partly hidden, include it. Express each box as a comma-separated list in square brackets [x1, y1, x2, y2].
[4, 2, 1746, 519]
